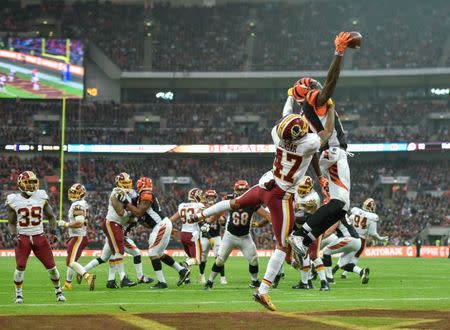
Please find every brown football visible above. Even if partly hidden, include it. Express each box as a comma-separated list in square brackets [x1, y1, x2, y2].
[348, 31, 363, 49]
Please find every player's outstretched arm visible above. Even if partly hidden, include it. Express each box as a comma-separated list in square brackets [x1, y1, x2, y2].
[44, 201, 56, 230]
[169, 212, 181, 223]
[316, 32, 352, 107]
[318, 102, 336, 146]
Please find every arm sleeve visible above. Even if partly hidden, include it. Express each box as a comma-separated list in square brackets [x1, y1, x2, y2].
[282, 96, 295, 117]
[271, 126, 280, 146]
[367, 220, 383, 240]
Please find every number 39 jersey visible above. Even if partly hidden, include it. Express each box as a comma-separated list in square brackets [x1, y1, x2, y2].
[6, 190, 48, 236]
[178, 202, 205, 233]
[226, 206, 258, 237]
[349, 207, 379, 239]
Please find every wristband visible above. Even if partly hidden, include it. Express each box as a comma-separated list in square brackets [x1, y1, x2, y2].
[64, 222, 69, 228]
[334, 50, 344, 56]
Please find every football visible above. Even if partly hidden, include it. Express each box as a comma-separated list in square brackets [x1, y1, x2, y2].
[348, 31, 363, 49]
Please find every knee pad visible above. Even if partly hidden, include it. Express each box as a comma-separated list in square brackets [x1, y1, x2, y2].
[133, 255, 141, 264]
[215, 255, 225, 267]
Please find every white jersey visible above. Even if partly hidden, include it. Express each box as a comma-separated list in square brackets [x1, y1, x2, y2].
[106, 188, 137, 226]
[294, 189, 321, 218]
[349, 207, 380, 239]
[178, 202, 205, 233]
[68, 199, 89, 237]
[6, 190, 49, 236]
[267, 127, 320, 193]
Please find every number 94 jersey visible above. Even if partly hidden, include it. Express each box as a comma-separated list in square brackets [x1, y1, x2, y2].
[349, 207, 379, 239]
[178, 202, 205, 232]
[6, 190, 48, 236]
[226, 206, 259, 237]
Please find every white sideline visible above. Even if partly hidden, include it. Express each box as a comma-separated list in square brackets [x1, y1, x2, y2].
[0, 297, 449, 308]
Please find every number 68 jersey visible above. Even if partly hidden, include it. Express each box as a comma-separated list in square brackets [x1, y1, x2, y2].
[348, 207, 379, 239]
[6, 190, 48, 236]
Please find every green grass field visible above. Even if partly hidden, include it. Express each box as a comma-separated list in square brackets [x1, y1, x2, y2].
[0, 256, 449, 329]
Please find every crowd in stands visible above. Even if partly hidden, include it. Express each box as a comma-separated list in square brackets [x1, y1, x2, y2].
[0, 155, 448, 250]
[1, 0, 448, 71]
[0, 98, 448, 145]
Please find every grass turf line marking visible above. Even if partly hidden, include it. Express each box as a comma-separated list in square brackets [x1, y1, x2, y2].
[0, 297, 448, 308]
[113, 313, 174, 330]
[278, 312, 363, 330]
[377, 318, 441, 330]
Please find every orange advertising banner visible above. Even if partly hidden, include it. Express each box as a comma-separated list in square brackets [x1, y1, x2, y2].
[0, 246, 448, 258]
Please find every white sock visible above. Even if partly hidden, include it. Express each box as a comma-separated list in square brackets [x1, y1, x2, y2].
[155, 270, 166, 283]
[313, 258, 327, 281]
[84, 259, 100, 272]
[353, 265, 363, 275]
[300, 267, 310, 284]
[172, 261, 183, 272]
[186, 258, 196, 266]
[202, 200, 231, 218]
[208, 271, 219, 282]
[326, 267, 333, 278]
[108, 261, 116, 281]
[259, 249, 286, 295]
[250, 272, 258, 281]
[70, 262, 87, 277]
[117, 261, 126, 281]
[66, 268, 75, 282]
[14, 270, 24, 296]
[134, 262, 143, 279]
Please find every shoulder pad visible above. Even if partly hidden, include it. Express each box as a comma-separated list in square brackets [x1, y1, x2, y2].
[36, 190, 49, 200]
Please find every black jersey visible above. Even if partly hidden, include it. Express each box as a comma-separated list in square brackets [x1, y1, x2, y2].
[336, 217, 359, 239]
[208, 220, 221, 237]
[138, 194, 165, 229]
[226, 206, 258, 237]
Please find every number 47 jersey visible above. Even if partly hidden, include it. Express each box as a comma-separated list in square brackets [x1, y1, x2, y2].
[349, 207, 379, 239]
[6, 190, 48, 236]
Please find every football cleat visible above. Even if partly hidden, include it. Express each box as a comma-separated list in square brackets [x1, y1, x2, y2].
[63, 281, 73, 290]
[177, 268, 190, 286]
[204, 280, 214, 290]
[341, 273, 348, 280]
[288, 234, 307, 256]
[199, 274, 206, 284]
[253, 291, 276, 312]
[120, 276, 137, 288]
[308, 279, 315, 289]
[184, 278, 191, 285]
[220, 276, 228, 285]
[138, 276, 154, 284]
[272, 274, 282, 289]
[151, 281, 168, 289]
[361, 268, 370, 284]
[106, 280, 119, 289]
[76, 273, 83, 284]
[249, 280, 261, 289]
[320, 280, 330, 291]
[326, 277, 335, 284]
[86, 273, 96, 291]
[292, 281, 309, 289]
[56, 292, 66, 302]
[15, 296, 23, 304]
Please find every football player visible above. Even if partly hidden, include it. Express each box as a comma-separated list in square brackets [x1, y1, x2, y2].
[199, 189, 227, 285]
[59, 183, 96, 291]
[339, 198, 388, 279]
[170, 188, 206, 284]
[6, 171, 65, 304]
[119, 177, 190, 289]
[322, 216, 370, 284]
[284, 32, 358, 259]
[204, 180, 270, 290]
[101, 172, 138, 288]
[291, 176, 329, 291]
[190, 110, 334, 311]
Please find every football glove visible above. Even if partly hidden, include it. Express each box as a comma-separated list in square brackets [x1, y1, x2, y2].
[117, 192, 129, 206]
[318, 176, 331, 204]
[334, 32, 353, 56]
[200, 223, 210, 233]
[57, 220, 68, 228]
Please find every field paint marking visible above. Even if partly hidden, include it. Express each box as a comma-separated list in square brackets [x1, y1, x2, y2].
[378, 318, 440, 330]
[278, 312, 362, 330]
[0, 297, 448, 308]
[113, 313, 174, 330]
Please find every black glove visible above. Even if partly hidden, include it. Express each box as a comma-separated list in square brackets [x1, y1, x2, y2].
[117, 193, 129, 206]
[124, 222, 137, 236]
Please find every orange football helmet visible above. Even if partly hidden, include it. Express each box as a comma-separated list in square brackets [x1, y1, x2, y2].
[291, 77, 322, 102]
[297, 176, 314, 197]
[68, 183, 86, 202]
[115, 172, 133, 190]
[136, 176, 153, 193]
[234, 180, 249, 196]
[17, 171, 39, 195]
[362, 198, 376, 212]
[276, 114, 308, 141]
[188, 188, 205, 203]
[204, 189, 218, 205]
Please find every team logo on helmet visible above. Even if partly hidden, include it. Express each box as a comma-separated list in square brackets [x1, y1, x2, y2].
[204, 189, 218, 205]
[276, 114, 308, 141]
[188, 188, 205, 203]
[68, 183, 86, 202]
[136, 176, 153, 194]
[291, 77, 323, 102]
[17, 171, 39, 195]
[362, 198, 376, 212]
[297, 176, 314, 197]
[115, 172, 133, 190]
[234, 180, 249, 196]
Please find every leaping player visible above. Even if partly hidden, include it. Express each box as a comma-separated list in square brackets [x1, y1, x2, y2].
[6, 171, 66, 304]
